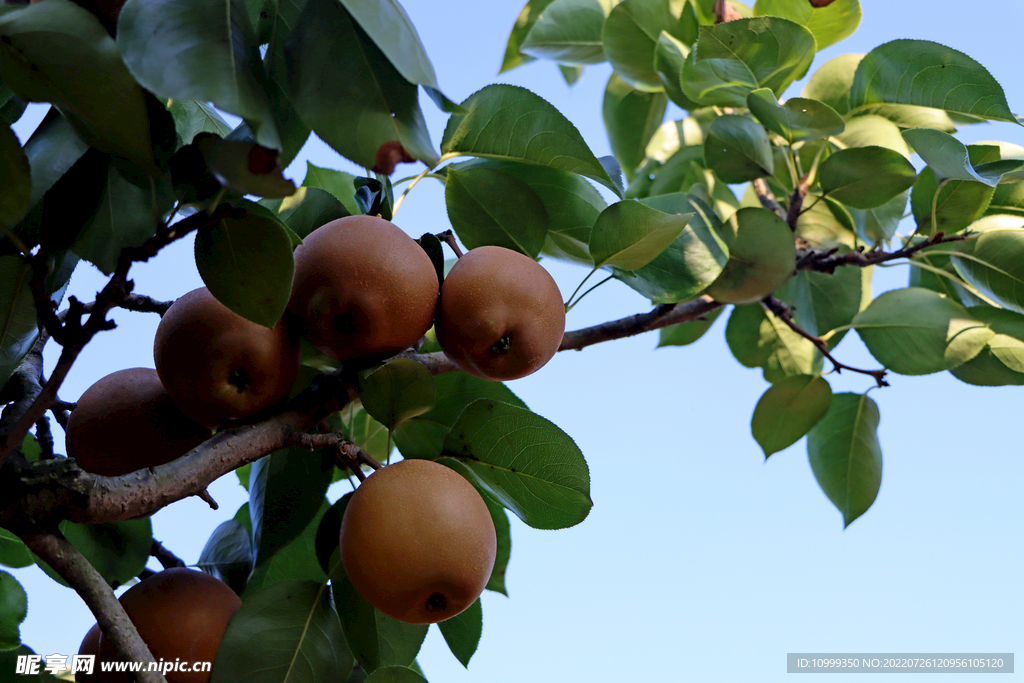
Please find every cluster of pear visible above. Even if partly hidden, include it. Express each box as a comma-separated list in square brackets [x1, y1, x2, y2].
[67, 216, 565, 673]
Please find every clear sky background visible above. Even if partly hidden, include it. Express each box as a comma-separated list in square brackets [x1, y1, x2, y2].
[10, 0, 1024, 681]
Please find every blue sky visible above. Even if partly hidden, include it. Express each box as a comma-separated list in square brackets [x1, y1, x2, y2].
[10, 0, 1024, 680]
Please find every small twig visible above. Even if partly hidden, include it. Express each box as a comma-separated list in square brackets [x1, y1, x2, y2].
[434, 230, 464, 258]
[284, 428, 383, 476]
[799, 231, 971, 274]
[752, 178, 785, 219]
[150, 540, 186, 570]
[785, 176, 810, 231]
[195, 489, 218, 510]
[762, 296, 889, 388]
[137, 567, 156, 581]
[34, 417, 55, 460]
[714, 0, 743, 22]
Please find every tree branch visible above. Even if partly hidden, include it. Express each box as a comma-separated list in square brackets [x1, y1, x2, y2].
[150, 540, 185, 570]
[798, 231, 971, 274]
[752, 178, 785, 218]
[20, 530, 166, 683]
[762, 296, 889, 388]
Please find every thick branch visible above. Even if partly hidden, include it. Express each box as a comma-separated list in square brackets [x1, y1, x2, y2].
[21, 530, 166, 683]
[762, 296, 889, 388]
[799, 231, 971, 274]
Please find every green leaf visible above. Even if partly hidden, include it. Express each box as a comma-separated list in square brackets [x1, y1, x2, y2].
[196, 136, 296, 199]
[603, 73, 669, 182]
[270, 187, 350, 240]
[725, 303, 819, 383]
[500, 0, 557, 73]
[0, 256, 36, 390]
[195, 211, 295, 328]
[657, 306, 724, 347]
[588, 200, 690, 271]
[334, 573, 428, 673]
[852, 287, 992, 375]
[751, 374, 833, 458]
[71, 166, 169, 275]
[950, 346, 1024, 387]
[775, 263, 865, 339]
[703, 114, 773, 183]
[753, 0, 860, 51]
[0, 0, 158, 173]
[907, 243, 982, 308]
[359, 359, 436, 431]
[444, 167, 548, 257]
[364, 667, 428, 683]
[807, 392, 882, 527]
[746, 89, 845, 144]
[284, 0, 438, 172]
[197, 520, 253, 596]
[441, 84, 618, 195]
[37, 519, 152, 589]
[521, 0, 609, 66]
[903, 129, 1024, 187]
[655, 31, 700, 111]
[440, 400, 591, 530]
[438, 598, 482, 668]
[0, 530, 32, 570]
[911, 165, 994, 237]
[168, 100, 232, 147]
[850, 190, 908, 245]
[836, 115, 909, 158]
[602, 0, 688, 92]
[18, 112, 88, 225]
[394, 373, 527, 461]
[337, 406, 393, 466]
[483, 495, 511, 595]
[249, 450, 333, 568]
[801, 53, 862, 116]
[615, 194, 727, 303]
[245, 501, 330, 596]
[680, 17, 816, 108]
[969, 307, 1024, 373]
[849, 40, 1017, 123]
[212, 580, 350, 683]
[705, 207, 795, 305]
[304, 164, 361, 216]
[817, 146, 916, 209]
[951, 215, 1024, 313]
[0, 571, 27, 651]
[853, 104, 956, 132]
[0, 126, 30, 228]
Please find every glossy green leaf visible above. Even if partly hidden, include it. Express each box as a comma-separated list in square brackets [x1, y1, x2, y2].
[394, 373, 527, 462]
[245, 501, 330, 596]
[118, 0, 278, 150]
[452, 159, 605, 266]
[589, 200, 690, 271]
[968, 307, 1024, 373]
[364, 668, 428, 683]
[197, 136, 296, 199]
[849, 40, 1016, 123]
[359, 359, 436, 431]
[903, 128, 1024, 187]
[37, 519, 151, 589]
[655, 31, 699, 111]
[705, 207, 795, 305]
[271, 187, 350, 240]
[334, 573, 428, 673]
[753, 0, 860, 51]
[949, 346, 1024, 386]
[438, 598, 482, 668]
[725, 303, 819, 383]
[0, 0, 157, 172]
[615, 194, 727, 303]
[746, 90, 845, 143]
[71, 166, 167, 276]
[258, 0, 313, 168]
[19, 112, 88, 221]
[951, 215, 1024, 312]
[500, 0, 557, 72]
[751, 374, 833, 458]
[703, 114, 773, 183]
[445, 167, 548, 257]
[440, 400, 591, 530]
[442, 84, 618, 195]
[657, 306, 724, 347]
[775, 263, 864, 340]
[836, 115, 909, 158]
[907, 243, 982, 309]
[680, 17, 816, 107]
[911, 162, 994, 237]
[197, 520, 253, 596]
[0, 530, 32, 570]
[602, 0, 689, 92]
[212, 580, 349, 683]
[818, 146, 916, 209]
[521, 0, 609, 66]
[0, 126, 30, 228]
[855, 104, 956, 132]
[0, 571, 27, 651]
[304, 164, 361, 216]
[195, 211, 295, 328]
[285, 0, 437, 172]
[0, 256, 36, 390]
[168, 100, 232, 147]
[603, 73, 669, 182]
[483, 495, 511, 595]
[850, 190, 908, 245]
[852, 287, 992, 375]
[801, 53, 862, 116]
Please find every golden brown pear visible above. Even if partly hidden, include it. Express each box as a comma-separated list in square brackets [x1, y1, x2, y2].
[96, 568, 241, 683]
[76, 623, 101, 682]
[340, 459, 496, 624]
[435, 246, 565, 380]
[154, 288, 299, 428]
[65, 368, 211, 476]
[287, 215, 439, 362]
